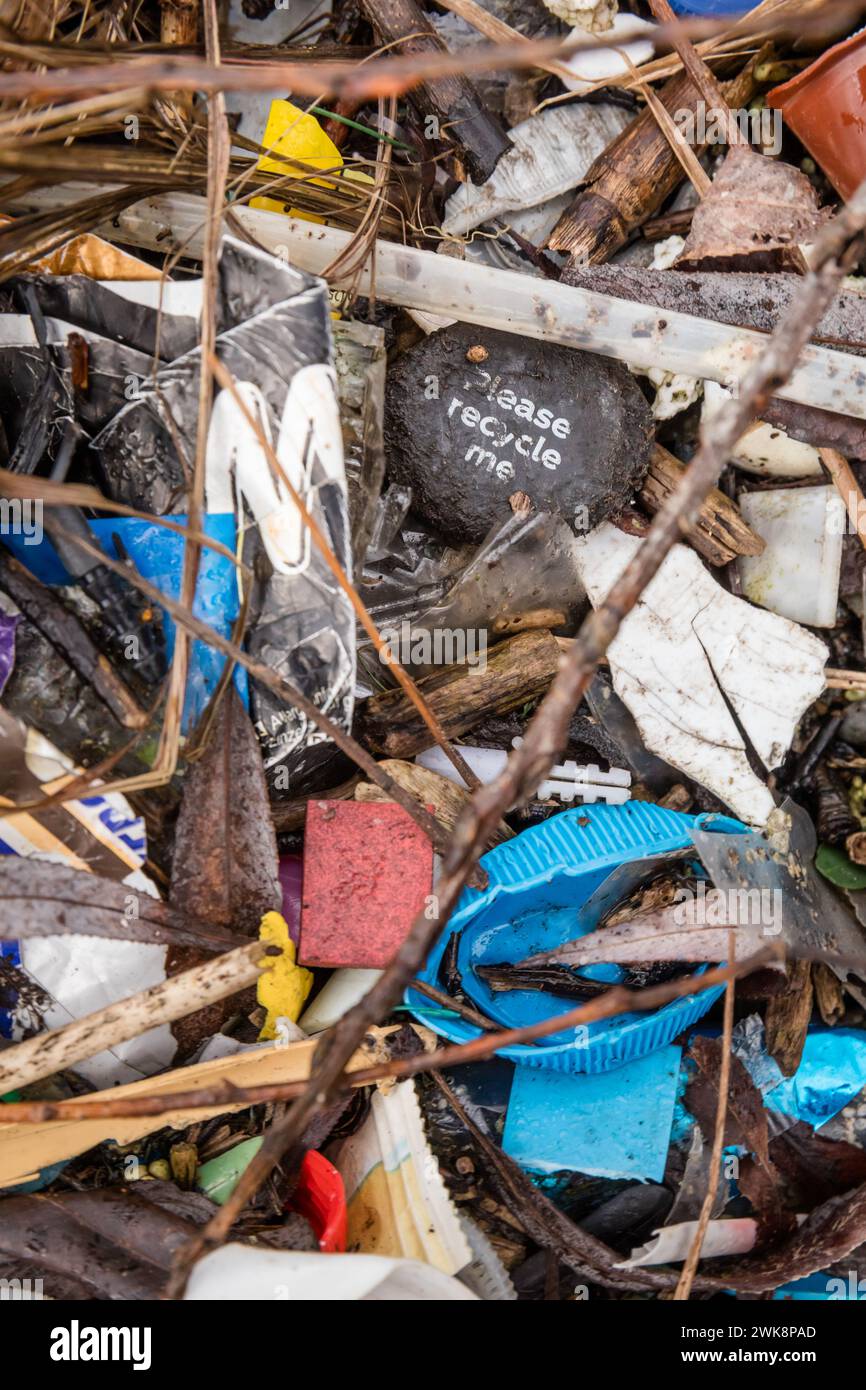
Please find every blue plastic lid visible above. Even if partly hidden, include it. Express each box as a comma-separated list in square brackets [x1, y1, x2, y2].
[407, 801, 744, 1072]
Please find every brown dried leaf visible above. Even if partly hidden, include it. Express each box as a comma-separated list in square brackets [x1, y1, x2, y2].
[767, 1122, 866, 1210]
[0, 858, 240, 953]
[168, 685, 281, 1052]
[686, 1035, 770, 1166]
[169, 686, 281, 934]
[523, 903, 762, 971]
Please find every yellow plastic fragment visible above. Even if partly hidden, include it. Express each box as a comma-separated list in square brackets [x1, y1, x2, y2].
[252, 99, 374, 221]
[256, 910, 313, 1039]
[253, 99, 345, 223]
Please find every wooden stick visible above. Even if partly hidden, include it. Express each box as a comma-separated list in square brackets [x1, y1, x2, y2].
[358, 0, 510, 182]
[0, 940, 275, 1097]
[637, 74, 712, 197]
[358, 629, 563, 759]
[648, 0, 745, 147]
[825, 668, 866, 691]
[641, 443, 765, 565]
[674, 932, 736, 1300]
[820, 447, 866, 551]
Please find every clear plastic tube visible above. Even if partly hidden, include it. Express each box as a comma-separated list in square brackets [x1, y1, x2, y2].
[12, 182, 866, 421]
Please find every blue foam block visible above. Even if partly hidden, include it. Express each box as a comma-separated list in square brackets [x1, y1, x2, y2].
[502, 1044, 682, 1181]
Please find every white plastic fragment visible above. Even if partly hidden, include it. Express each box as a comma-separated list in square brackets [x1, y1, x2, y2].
[738, 485, 846, 628]
[5, 728, 174, 1089]
[652, 235, 687, 271]
[646, 366, 703, 421]
[416, 741, 632, 804]
[332, 1081, 473, 1276]
[184, 1244, 478, 1301]
[298, 968, 383, 1034]
[443, 103, 630, 237]
[559, 14, 657, 92]
[703, 381, 823, 477]
[616, 1218, 758, 1269]
[574, 525, 830, 826]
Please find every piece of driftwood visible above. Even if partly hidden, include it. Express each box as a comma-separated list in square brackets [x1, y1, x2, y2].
[561, 265, 866, 354]
[354, 758, 513, 845]
[358, 628, 562, 759]
[640, 444, 765, 565]
[765, 957, 813, 1077]
[812, 961, 846, 1026]
[547, 56, 762, 266]
[358, 0, 509, 183]
[0, 939, 275, 1097]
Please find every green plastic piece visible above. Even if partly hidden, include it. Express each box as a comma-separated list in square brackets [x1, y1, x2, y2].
[196, 1136, 263, 1206]
[815, 843, 866, 891]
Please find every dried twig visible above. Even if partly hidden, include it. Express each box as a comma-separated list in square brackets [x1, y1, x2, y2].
[821, 447, 866, 551]
[0, 940, 275, 1097]
[674, 933, 736, 1300]
[0, 944, 778, 1124]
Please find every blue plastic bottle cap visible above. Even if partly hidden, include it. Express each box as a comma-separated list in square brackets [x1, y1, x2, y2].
[406, 801, 744, 1072]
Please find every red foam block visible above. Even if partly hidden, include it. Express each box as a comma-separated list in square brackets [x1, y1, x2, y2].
[299, 800, 434, 969]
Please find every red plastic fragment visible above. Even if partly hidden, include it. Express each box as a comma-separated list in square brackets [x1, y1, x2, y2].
[287, 1150, 347, 1253]
[299, 800, 434, 968]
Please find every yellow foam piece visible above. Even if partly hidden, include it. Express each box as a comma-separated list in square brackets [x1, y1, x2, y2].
[256, 911, 313, 1039]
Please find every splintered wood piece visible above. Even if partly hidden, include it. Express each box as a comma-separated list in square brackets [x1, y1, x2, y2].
[765, 957, 813, 1076]
[640, 444, 765, 566]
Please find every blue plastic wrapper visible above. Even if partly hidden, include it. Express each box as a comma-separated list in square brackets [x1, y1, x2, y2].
[5, 513, 245, 731]
[764, 1027, 866, 1130]
[675, 1021, 866, 1145]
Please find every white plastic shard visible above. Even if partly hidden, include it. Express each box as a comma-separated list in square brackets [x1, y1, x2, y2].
[558, 14, 657, 93]
[616, 1218, 758, 1269]
[442, 102, 631, 237]
[573, 525, 829, 826]
[738, 485, 846, 628]
[702, 380, 823, 477]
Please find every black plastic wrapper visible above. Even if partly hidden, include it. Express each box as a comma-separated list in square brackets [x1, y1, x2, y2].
[79, 238, 356, 795]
